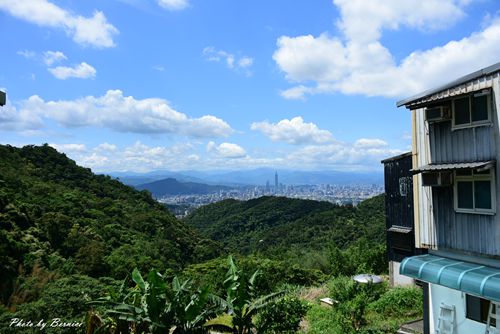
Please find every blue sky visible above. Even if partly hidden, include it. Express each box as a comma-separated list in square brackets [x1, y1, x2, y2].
[0, 0, 499, 172]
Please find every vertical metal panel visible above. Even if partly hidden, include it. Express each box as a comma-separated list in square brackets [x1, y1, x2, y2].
[383, 153, 415, 262]
[414, 107, 437, 249]
[429, 122, 494, 163]
[432, 186, 498, 255]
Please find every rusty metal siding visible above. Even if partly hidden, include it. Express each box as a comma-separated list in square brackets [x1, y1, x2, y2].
[429, 122, 494, 163]
[432, 186, 498, 255]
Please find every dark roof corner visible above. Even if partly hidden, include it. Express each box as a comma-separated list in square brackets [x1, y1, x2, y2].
[0, 91, 5, 106]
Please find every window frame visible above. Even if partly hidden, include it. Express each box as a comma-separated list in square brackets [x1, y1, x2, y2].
[454, 168, 496, 215]
[465, 294, 495, 326]
[451, 90, 492, 130]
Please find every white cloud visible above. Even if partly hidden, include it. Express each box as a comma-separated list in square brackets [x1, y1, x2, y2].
[0, 0, 118, 48]
[238, 57, 253, 68]
[203, 47, 254, 75]
[274, 0, 500, 99]
[48, 62, 96, 79]
[153, 65, 165, 72]
[17, 50, 36, 59]
[45, 137, 400, 172]
[43, 50, 67, 65]
[157, 0, 189, 11]
[207, 141, 247, 158]
[5, 90, 233, 138]
[49, 143, 87, 153]
[287, 141, 403, 171]
[0, 104, 43, 130]
[354, 138, 388, 148]
[95, 142, 117, 152]
[251, 116, 334, 145]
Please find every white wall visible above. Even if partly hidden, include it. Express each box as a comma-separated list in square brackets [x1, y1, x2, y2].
[430, 284, 487, 334]
[390, 261, 415, 287]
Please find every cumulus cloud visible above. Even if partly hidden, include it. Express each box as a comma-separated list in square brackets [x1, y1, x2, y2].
[0, 0, 118, 48]
[251, 116, 334, 145]
[203, 47, 254, 75]
[45, 136, 399, 172]
[0, 104, 43, 130]
[49, 143, 87, 153]
[274, 0, 500, 99]
[287, 141, 403, 170]
[49, 141, 202, 172]
[43, 50, 67, 65]
[354, 138, 388, 148]
[48, 62, 96, 79]
[157, 0, 189, 11]
[4, 90, 233, 137]
[207, 141, 247, 158]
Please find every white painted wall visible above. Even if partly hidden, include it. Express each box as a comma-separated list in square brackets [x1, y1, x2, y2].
[390, 261, 415, 286]
[430, 284, 487, 334]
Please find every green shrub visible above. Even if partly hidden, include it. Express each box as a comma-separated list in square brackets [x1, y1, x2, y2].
[256, 295, 310, 333]
[369, 287, 423, 317]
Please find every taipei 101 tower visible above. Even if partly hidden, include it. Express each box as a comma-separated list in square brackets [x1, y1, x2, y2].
[274, 171, 278, 190]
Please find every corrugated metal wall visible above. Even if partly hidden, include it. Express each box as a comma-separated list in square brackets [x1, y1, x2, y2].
[429, 122, 494, 163]
[432, 186, 498, 255]
[413, 107, 437, 249]
[412, 75, 500, 256]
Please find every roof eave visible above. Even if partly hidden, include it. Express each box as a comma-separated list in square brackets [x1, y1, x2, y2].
[396, 61, 500, 108]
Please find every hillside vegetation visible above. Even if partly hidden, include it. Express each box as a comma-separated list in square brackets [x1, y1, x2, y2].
[0, 144, 221, 330]
[0, 144, 398, 333]
[183, 195, 386, 266]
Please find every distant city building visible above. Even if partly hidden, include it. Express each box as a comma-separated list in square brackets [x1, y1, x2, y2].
[265, 180, 270, 192]
[274, 171, 278, 190]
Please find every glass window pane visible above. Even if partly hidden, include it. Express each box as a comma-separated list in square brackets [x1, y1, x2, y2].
[454, 97, 470, 125]
[457, 181, 473, 209]
[472, 95, 488, 122]
[475, 180, 492, 210]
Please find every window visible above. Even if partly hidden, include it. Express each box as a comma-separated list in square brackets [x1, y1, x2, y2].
[466, 294, 495, 326]
[452, 90, 491, 129]
[454, 168, 495, 214]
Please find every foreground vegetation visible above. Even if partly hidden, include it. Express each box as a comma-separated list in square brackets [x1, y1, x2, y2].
[0, 144, 422, 333]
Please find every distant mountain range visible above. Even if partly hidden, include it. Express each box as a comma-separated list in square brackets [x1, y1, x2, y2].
[136, 178, 232, 197]
[109, 168, 383, 187]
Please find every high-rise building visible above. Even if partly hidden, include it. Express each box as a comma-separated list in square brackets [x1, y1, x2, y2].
[275, 171, 278, 190]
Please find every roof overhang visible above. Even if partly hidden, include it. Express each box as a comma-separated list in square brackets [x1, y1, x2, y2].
[401, 254, 500, 301]
[0, 91, 5, 106]
[411, 160, 495, 174]
[396, 61, 500, 108]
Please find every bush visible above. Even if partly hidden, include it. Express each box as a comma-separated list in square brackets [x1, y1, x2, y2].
[256, 295, 310, 333]
[328, 276, 387, 333]
[369, 286, 423, 317]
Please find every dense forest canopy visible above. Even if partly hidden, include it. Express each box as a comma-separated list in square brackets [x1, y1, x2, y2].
[183, 194, 386, 260]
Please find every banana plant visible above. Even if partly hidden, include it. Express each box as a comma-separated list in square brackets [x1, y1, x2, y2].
[88, 268, 218, 334]
[210, 256, 283, 334]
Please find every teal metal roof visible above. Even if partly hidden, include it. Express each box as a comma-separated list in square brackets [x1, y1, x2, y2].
[401, 254, 500, 301]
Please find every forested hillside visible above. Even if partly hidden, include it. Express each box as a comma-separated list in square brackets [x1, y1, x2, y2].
[0, 144, 221, 329]
[183, 195, 386, 259]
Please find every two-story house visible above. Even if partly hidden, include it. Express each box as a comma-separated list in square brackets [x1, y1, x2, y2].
[397, 62, 500, 334]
